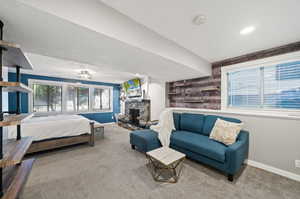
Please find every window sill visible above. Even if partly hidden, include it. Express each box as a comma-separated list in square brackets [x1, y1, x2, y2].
[169, 107, 300, 120]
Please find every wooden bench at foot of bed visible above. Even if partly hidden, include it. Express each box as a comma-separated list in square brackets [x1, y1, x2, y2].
[26, 122, 97, 154]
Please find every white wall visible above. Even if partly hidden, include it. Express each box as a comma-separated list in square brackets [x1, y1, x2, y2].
[171, 108, 300, 180]
[140, 76, 166, 120]
[148, 80, 165, 120]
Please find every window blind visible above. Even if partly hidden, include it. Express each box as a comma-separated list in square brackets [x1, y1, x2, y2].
[264, 61, 300, 109]
[227, 60, 300, 110]
[228, 67, 261, 108]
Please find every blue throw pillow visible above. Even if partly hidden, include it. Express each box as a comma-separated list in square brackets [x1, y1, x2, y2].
[202, 115, 242, 136]
[180, 113, 205, 134]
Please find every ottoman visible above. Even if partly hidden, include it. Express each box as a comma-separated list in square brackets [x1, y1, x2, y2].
[130, 130, 161, 153]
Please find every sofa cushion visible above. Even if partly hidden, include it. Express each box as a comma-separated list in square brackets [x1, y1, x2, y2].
[180, 113, 205, 134]
[170, 131, 227, 163]
[209, 118, 243, 145]
[173, 112, 181, 130]
[202, 115, 242, 136]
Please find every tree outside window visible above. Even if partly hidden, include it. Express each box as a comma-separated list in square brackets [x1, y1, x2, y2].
[33, 84, 62, 112]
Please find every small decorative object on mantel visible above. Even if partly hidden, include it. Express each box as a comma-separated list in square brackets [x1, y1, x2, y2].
[142, 89, 146, 99]
[120, 88, 126, 102]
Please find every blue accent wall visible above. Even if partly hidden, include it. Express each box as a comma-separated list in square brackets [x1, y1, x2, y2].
[8, 73, 121, 123]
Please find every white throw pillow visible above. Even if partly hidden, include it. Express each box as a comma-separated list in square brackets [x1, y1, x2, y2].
[209, 118, 243, 145]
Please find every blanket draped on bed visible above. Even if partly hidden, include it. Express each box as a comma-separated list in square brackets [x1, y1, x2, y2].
[7, 115, 97, 141]
[150, 109, 175, 147]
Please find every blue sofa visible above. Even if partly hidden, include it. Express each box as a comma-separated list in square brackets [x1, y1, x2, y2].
[130, 112, 249, 181]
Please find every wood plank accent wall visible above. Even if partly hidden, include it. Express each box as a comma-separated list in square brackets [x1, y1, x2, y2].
[166, 41, 300, 109]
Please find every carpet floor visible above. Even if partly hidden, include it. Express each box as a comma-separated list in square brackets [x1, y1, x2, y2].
[21, 124, 300, 199]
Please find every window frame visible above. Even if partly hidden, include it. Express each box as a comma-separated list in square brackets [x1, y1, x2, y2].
[221, 51, 300, 115]
[65, 86, 90, 113]
[92, 87, 111, 111]
[32, 83, 63, 113]
[28, 79, 114, 116]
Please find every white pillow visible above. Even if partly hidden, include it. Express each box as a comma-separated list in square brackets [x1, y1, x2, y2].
[209, 118, 243, 145]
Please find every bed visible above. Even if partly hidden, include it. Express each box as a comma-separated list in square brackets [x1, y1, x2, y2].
[7, 114, 98, 153]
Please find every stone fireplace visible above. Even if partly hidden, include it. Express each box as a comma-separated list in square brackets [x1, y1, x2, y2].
[129, 108, 140, 126]
[125, 99, 150, 122]
[118, 99, 151, 130]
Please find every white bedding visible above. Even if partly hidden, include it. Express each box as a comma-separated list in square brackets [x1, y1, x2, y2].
[7, 114, 97, 141]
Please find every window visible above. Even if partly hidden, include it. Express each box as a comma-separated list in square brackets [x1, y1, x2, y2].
[33, 84, 62, 112]
[78, 87, 89, 111]
[101, 88, 111, 110]
[93, 88, 111, 110]
[228, 67, 261, 108]
[263, 61, 300, 109]
[66, 86, 77, 111]
[66, 86, 89, 112]
[224, 59, 300, 111]
[29, 80, 113, 114]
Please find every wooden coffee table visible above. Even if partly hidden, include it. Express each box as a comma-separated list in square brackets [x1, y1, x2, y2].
[146, 147, 185, 183]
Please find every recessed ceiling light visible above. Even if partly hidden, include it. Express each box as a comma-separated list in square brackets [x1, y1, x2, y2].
[192, 14, 207, 25]
[240, 26, 255, 35]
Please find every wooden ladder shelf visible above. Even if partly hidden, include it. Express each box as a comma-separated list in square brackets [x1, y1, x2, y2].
[0, 40, 32, 69]
[0, 82, 32, 93]
[0, 114, 33, 127]
[0, 137, 33, 168]
[2, 159, 35, 199]
[0, 20, 35, 199]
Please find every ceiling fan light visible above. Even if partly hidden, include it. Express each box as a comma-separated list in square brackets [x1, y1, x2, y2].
[78, 70, 92, 79]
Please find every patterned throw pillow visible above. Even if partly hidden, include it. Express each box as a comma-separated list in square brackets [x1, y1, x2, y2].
[209, 118, 243, 145]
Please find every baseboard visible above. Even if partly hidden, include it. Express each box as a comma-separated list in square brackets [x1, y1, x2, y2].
[246, 159, 300, 182]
